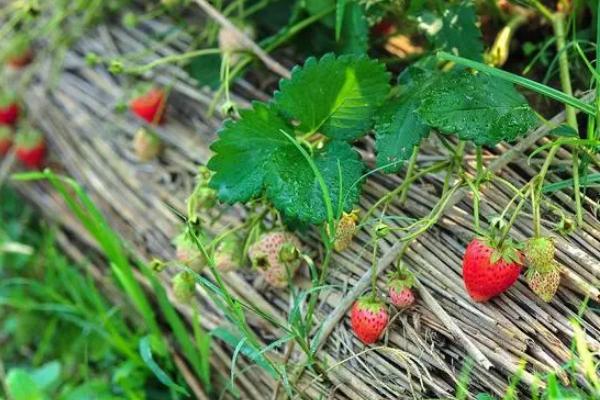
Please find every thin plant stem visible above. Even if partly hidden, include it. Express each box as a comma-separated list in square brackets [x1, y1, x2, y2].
[552, 11, 582, 226]
[370, 238, 379, 297]
[399, 145, 420, 204]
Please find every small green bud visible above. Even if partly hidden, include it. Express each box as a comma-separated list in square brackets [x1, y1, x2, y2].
[150, 258, 166, 272]
[122, 12, 138, 29]
[220, 100, 237, 118]
[279, 242, 299, 263]
[196, 187, 217, 209]
[197, 165, 213, 184]
[374, 222, 390, 238]
[108, 60, 124, 74]
[85, 52, 100, 66]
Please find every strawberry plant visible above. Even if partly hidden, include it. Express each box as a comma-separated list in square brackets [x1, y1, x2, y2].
[4, 0, 600, 398]
[208, 54, 390, 224]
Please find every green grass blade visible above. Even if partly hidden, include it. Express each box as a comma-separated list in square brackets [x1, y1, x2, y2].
[139, 336, 189, 395]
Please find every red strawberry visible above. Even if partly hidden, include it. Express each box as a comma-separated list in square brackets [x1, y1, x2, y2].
[130, 88, 167, 124]
[390, 286, 415, 308]
[0, 102, 20, 126]
[388, 267, 416, 308]
[15, 129, 46, 169]
[0, 127, 13, 155]
[350, 296, 389, 344]
[389, 283, 415, 309]
[248, 231, 301, 288]
[462, 238, 523, 302]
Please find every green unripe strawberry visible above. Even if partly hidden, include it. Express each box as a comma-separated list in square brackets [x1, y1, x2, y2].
[214, 235, 242, 272]
[195, 187, 217, 209]
[172, 271, 196, 303]
[374, 222, 390, 238]
[525, 237, 555, 272]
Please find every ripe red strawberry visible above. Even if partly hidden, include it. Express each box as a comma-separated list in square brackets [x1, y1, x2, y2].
[133, 128, 162, 161]
[462, 238, 523, 302]
[130, 88, 167, 124]
[0, 127, 13, 155]
[15, 129, 46, 169]
[0, 101, 20, 126]
[350, 296, 389, 344]
[248, 231, 301, 288]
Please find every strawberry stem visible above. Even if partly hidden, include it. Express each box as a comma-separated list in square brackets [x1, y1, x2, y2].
[532, 142, 562, 237]
[399, 144, 420, 205]
[473, 146, 484, 230]
[370, 234, 379, 298]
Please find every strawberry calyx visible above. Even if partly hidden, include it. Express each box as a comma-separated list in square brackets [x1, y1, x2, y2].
[7, 34, 31, 66]
[15, 128, 43, 150]
[0, 126, 13, 140]
[355, 295, 386, 314]
[387, 266, 415, 290]
[474, 235, 523, 266]
[0, 91, 17, 108]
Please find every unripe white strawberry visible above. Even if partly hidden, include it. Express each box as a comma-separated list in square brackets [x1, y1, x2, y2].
[526, 261, 561, 302]
[173, 232, 205, 271]
[133, 127, 161, 161]
[248, 231, 301, 288]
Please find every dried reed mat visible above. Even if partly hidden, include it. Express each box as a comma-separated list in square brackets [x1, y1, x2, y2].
[8, 15, 600, 400]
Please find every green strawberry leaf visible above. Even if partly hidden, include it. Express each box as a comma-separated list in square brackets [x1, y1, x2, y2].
[186, 53, 222, 90]
[6, 369, 44, 400]
[417, 70, 537, 145]
[374, 67, 433, 173]
[208, 103, 364, 224]
[274, 54, 390, 141]
[417, 1, 484, 61]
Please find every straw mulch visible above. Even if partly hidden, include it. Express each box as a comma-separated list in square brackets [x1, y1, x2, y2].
[7, 16, 600, 400]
